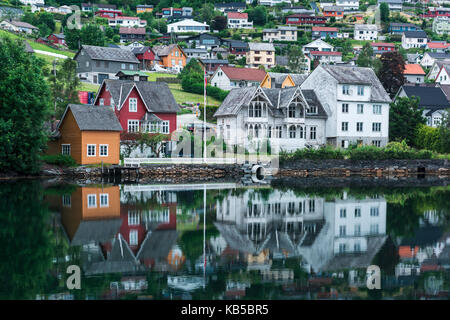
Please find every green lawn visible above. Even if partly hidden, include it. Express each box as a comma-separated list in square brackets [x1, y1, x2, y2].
[168, 83, 221, 106]
[34, 52, 64, 65]
[80, 82, 100, 92]
[144, 71, 177, 81]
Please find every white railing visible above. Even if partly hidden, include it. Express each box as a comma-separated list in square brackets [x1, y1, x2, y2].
[123, 157, 238, 167]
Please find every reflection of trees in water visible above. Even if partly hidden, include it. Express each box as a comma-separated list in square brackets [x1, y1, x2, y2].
[0, 181, 55, 299]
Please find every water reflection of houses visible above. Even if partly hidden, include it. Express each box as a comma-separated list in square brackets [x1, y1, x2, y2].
[213, 189, 389, 274]
[54, 185, 183, 277]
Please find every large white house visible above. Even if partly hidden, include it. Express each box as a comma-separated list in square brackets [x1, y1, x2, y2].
[262, 26, 297, 42]
[336, 0, 359, 11]
[401, 30, 428, 49]
[302, 39, 335, 54]
[210, 66, 267, 91]
[167, 19, 209, 33]
[108, 16, 147, 28]
[213, 65, 391, 152]
[227, 12, 253, 29]
[354, 24, 378, 41]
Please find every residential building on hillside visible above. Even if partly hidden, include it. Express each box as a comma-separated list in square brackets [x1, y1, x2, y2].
[435, 64, 450, 85]
[309, 51, 343, 64]
[19, 0, 44, 5]
[301, 65, 391, 148]
[214, 2, 247, 13]
[46, 104, 122, 165]
[259, 0, 294, 6]
[403, 64, 426, 84]
[81, 3, 117, 12]
[119, 27, 146, 43]
[354, 24, 378, 41]
[420, 52, 450, 68]
[322, 6, 345, 19]
[167, 19, 209, 33]
[281, 6, 315, 15]
[336, 0, 359, 11]
[371, 42, 395, 56]
[227, 12, 253, 29]
[312, 26, 339, 39]
[159, 7, 192, 19]
[226, 40, 248, 56]
[286, 14, 327, 25]
[186, 34, 221, 50]
[47, 33, 66, 46]
[401, 30, 428, 49]
[378, 0, 402, 11]
[302, 39, 334, 53]
[395, 85, 449, 127]
[75, 45, 140, 84]
[183, 48, 209, 59]
[432, 17, 450, 35]
[262, 26, 297, 42]
[210, 66, 266, 91]
[0, 20, 38, 34]
[94, 80, 180, 152]
[427, 59, 450, 80]
[131, 47, 159, 70]
[426, 41, 449, 53]
[198, 59, 229, 75]
[246, 42, 276, 68]
[108, 16, 147, 28]
[152, 44, 186, 71]
[136, 5, 153, 14]
[388, 22, 420, 34]
[260, 73, 308, 88]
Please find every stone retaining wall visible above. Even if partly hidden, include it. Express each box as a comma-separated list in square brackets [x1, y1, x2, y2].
[278, 159, 450, 177]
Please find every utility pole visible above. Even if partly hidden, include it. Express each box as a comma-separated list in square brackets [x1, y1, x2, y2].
[52, 59, 57, 131]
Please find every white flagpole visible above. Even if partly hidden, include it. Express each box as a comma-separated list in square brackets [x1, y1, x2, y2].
[203, 67, 207, 163]
[203, 185, 206, 288]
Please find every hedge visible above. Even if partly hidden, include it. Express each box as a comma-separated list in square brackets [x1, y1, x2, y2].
[41, 154, 77, 167]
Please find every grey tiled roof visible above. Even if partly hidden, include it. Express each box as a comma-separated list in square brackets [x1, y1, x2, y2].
[80, 45, 139, 63]
[268, 72, 307, 88]
[403, 30, 427, 39]
[290, 74, 308, 86]
[70, 219, 122, 246]
[136, 230, 178, 260]
[320, 65, 391, 103]
[214, 86, 327, 118]
[249, 42, 275, 52]
[101, 80, 181, 113]
[152, 44, 179, 57]
[59, 104, 123, 131]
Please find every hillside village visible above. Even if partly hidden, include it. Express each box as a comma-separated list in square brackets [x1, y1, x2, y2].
[0, 0, 449, 164]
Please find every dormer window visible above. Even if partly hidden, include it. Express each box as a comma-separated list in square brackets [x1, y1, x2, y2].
[307, 106, 317, 114]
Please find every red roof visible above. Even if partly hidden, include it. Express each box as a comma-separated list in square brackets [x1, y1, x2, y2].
[310, 51, 342, 56]
[119, 27, 146, 34]
[312, 27, 338, 32]
[371, 42, 395, 47]
[219, 66, 266, 82]
[227, 12, 248, 19]
[404, 64, 425, 75]
[427, 42, 449, 49]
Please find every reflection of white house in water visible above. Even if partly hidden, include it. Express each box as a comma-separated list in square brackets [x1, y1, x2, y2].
[167, 276, 206, 291]
[214, 189, 388, 273]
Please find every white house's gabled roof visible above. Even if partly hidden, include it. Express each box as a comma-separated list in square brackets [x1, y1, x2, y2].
[168, 19, 209, 28]
[248, 42, 275, 52]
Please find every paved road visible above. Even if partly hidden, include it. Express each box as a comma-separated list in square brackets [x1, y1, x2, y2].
[34, 49, 68, 59]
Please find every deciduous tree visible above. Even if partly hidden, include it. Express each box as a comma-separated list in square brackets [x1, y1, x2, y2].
[389, 96, 426, 145]
[378, 51, 405, 97]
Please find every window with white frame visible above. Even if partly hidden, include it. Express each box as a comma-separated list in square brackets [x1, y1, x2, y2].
[370, 207, 379, 216]
[62, 194, 71, 207]
[340, 208, 346, 218]
[372, 140, 381, 147]
[87, 144, 96, 157]
[433, 116, 442, 126]
[128, 210, 140, 225]
[288, 105, 296, 118]
[129, 98, 137, 112]
[128, 120, 139, 133]
[356, 122, 363, 132]
[357, 86, 364, 96]
[354, 242, 361, 252]
[342, 85, 350, 95]
[373, 104, 382, 114]
[129, 230, 138, 245]
[99, 98, 104, 106]
[87, 194, 96, 208]
[370, 224, 379, 234]
[310, 127, 316, 140]
[129, 64, 134, 70]
[357, 104, 364, 114]
[289, 126, 296, 138]
[354, 224, 361, 236]
[121, 63, 126, 69]
[100, 144, 108, 157]
[307, 105, 317, 114]
[339, 225, 346, 236]
[372, 122, 381, 132]
[355, 207, 361, 217]
[299, 126, 304, 138]
[342, 103, 349, 113]
[62, 144, 71, 155]
[161, 121, 169, 133]
[309, 199, 315, 212]
[100, 193, 109, 207]
[341, 122, 348, 132]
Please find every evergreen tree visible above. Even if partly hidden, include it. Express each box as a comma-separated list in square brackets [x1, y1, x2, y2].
[389, 97, 426, 145]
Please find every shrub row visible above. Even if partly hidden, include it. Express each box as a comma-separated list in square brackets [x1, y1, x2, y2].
[41, 154, 77, 167]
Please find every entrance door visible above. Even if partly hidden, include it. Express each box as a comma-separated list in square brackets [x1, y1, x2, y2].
[98, 73, 109, 84]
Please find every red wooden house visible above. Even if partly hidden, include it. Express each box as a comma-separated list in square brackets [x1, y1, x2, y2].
[94, 79, 180, 138]
[47, 33, 66, 46]
[286, 14, 327, 25]
[131, 46, 160, 70]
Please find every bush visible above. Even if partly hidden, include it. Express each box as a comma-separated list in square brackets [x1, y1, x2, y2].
[414, 124, 440, 152]
[41, 154, 77, 167]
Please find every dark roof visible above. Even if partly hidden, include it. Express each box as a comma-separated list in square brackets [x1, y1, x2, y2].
[401, 85, 450, 109]
[275, 55, 288, 66]
[131, 46, 151, 54]
[136, 230, 178, 260]
[400, 226, 443, 246]
[390, 22, 419, 28]
[99, 80, 180, 113]
[58, 104, 123, 131]
[78, 45, 139, 63]
[426, 52, 450, 60]
[403, 30, 427, 39]
[214, 86, 327, 118]
[439, 85, 450, 102]
[320, 65, 391, 103]
[70, 219, 122, 246]
[119, 27, 146, 35]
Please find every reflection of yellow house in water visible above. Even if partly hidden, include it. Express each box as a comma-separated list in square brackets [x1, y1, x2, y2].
[58, 186, 121, 244]
[246, 249, 271, 266]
